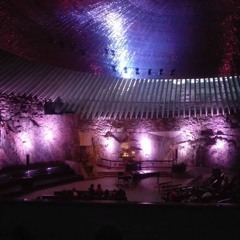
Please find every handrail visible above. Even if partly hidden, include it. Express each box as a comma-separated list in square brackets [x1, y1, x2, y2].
[98, 158, 172, 169]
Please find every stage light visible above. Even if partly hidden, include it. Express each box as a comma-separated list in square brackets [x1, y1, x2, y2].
[170, 69, 175, 76]
[19, 132, 32, 150]
[136, 68, 139, 74]
[215, 139, 225, 149]
[112, 65, 117, 72]
[140, 135, 152, 156]
[43, 127, 54, 142]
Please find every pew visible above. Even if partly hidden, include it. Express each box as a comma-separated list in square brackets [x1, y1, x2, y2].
[157, 181, 172, 194]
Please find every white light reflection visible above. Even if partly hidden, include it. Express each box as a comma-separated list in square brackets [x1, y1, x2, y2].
[104, 12, 131, 76]
[104, 136, 115, 153]
[86, 6, 131, 77]
[140, 135, 152, 156]
[19, 132, 32, 150]
[215, 139, 225, 150]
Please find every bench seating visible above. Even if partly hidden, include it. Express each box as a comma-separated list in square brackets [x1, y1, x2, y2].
[51, 190, 127, 201]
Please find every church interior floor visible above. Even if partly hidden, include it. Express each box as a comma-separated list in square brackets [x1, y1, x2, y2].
[17, 165, 224, 203]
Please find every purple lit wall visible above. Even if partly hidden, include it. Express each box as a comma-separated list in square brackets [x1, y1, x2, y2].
[0, 114, 79, 167]
[0, 92, 240, 171]
[78, 116, 240, 170]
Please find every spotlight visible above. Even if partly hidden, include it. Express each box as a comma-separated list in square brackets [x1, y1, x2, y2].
[148, 69, 152, 75]
[136, 68, 139, 74]
[124, 67, 127, 73]
[104, 48, 109, 54]
[112, 65, 117, 72]
[159, 69, 163, 75]
[170, 69, 175, 76]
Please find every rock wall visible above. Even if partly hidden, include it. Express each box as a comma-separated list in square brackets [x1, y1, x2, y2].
[0, 114, 80, 167]
[78, 115, 240, 170]
[0, 93, 79, 168]
[1, 92, 240, 171]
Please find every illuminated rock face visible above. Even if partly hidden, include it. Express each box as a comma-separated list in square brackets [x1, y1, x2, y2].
[0, 93, 79, 167]
[0, 114, 80, 168]
[0, 100, 240, 170]
[78, 116, 240, 170]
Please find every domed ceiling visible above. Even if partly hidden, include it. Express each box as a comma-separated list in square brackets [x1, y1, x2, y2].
[0, 0, 240, 79]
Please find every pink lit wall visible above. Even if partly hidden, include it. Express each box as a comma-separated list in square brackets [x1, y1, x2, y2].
[1, 100, 240, 171]
[0, 115, 79, 167]
[78, 116, 240, 170]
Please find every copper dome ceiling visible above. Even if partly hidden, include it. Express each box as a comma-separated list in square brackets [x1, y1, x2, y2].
[0, 0, 240, 79]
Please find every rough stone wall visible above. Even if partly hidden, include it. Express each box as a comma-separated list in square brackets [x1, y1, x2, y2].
[1, 91, 240, 171]
[0, 114, 79, 167]
[78, 115, 240, 170]
[0, 93, 79, 168]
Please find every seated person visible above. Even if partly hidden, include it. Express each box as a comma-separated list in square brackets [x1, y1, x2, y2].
[115, 187, 127, 200]
[72, 188, 78, 197]
[104, 189, 110, 199]
[88, 184, 95, 195]
[96, 184, 104, 197]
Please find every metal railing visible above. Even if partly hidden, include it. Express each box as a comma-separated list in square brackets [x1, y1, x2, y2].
[98, 158, 172, 169]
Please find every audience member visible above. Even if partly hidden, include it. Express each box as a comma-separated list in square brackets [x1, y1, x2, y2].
[96, 184, 103, 193]
[168, 190, 179, 202]
[115, 187, 126, 200]
[104, 189, 110, 198]
[72, 187, 78, 197]
[88, 184, 95, 194]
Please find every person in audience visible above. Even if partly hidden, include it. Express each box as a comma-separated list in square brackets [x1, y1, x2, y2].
[72, 187, 78, 197]
[112, 189, 118, 198]
[188, 194, 198, 202]
[96, 184, 104, 198]
[201, 191, 212, 202]
[88, 184, 95, 195]
[96, 184, 103, 193]
[168, 190, 179, 202]
[104, 189, 110, 199]
[116, 187, 126, 200]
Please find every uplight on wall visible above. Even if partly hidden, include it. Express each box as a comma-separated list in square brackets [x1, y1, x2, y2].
[19, 132, 33, 150]
[215, 139, 225, 150]
[43, 127, 54, 142]
[140, 135, 152, 156]
[104, 136, 115, 153]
